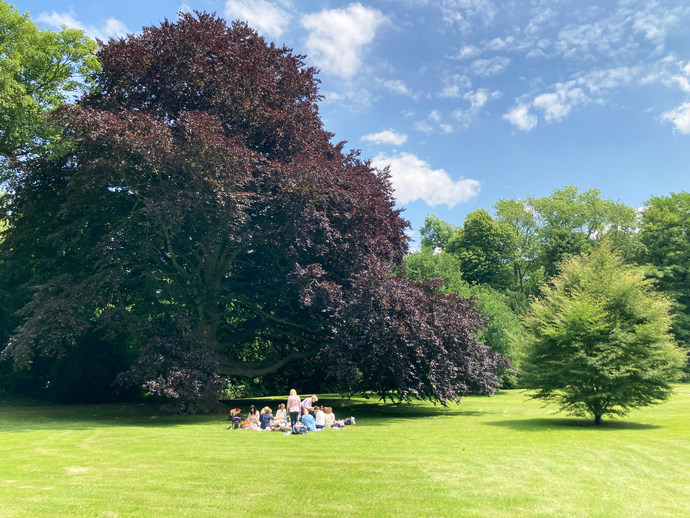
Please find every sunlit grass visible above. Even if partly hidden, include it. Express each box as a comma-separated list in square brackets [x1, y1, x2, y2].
[1, 385, 689, 517]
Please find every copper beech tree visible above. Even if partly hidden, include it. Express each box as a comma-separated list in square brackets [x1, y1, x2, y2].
[1, 13, 508, 412]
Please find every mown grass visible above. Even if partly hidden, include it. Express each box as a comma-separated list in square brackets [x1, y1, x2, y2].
[1, 385, 690, 517]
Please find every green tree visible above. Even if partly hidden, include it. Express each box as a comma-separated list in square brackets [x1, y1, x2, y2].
[529, 185, 638, 277]
[638, 192, 690, 372]
[419, 214, 459, 251]
[404, 249, 522, 386]
[445, 209, 516, 290]
[0, 1, 99, 171]
[521, 244, 685, 424]
[494, 197, 543, 294]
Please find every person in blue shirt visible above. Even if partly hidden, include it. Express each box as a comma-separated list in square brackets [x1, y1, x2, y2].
[300, 408, 316, 431]
[259, 407, 274, 429]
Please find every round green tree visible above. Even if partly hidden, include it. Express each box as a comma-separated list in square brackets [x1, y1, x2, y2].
[521, 244, 685, 424]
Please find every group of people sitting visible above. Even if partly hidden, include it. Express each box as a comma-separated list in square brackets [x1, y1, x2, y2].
[228, 389, 355, 434]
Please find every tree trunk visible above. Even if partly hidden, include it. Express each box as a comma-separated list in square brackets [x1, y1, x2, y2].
[594, 414, 602, 425]
[159, 387, 227, 415]
[196, 386, 228, 414]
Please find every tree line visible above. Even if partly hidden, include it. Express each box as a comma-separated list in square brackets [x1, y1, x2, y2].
[411, 186, 689, 373]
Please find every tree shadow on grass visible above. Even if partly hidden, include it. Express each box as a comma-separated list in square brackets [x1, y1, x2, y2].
[486, 418, 661, 431]
[222, 396, 490, 423]
[0, 397, 489, 432]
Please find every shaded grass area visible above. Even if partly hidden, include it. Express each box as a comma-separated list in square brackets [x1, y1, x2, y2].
[1, 386, 689, 517]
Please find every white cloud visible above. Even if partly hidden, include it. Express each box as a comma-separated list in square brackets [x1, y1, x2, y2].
[464, 88, 502, 110]
[438, 0, 497, 32]
[301, 3, 386, 79]
[487, 36, 515, 51]
[525, 9, 556, 36]
[439, 74, 471, 98]
[632, 7, 682, 43]
[37, 11, 129, 40]
[380, 79, 415, 97]
[440, 123, 455, 133]
[533, 83, 589, 122]
[661, 103, 690, 133]
[414, 121, 433, 133]
[453, 89, 502, 126]
[448, 45, 481, 59]
[429, 109, 442, 123]
[503, 104, 538, 131]
[469, 56, 511, 77]
[371, 152, 480, 207]
[575, 66, 641, 93]
[225, 0, 291, 38]
[360, 130, 408, 145]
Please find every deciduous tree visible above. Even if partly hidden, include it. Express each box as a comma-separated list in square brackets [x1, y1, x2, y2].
[0, 1, 98, 175]
[521, 245, 684, 424]
[0, 13, 506, 410]
[638, 192, 690, 372]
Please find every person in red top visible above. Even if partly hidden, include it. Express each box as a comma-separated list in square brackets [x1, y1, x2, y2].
[287, 389, 301, 426]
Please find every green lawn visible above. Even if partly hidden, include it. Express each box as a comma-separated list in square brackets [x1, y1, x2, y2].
[1, 386, 690, 517]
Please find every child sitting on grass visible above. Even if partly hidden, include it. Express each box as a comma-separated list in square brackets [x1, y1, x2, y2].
[314, 406, 325, 430]
[300, 408, 317, 431]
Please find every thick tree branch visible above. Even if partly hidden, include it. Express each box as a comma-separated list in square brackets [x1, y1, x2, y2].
[216, 344, 325, 377]
[233, 295, 306, 328]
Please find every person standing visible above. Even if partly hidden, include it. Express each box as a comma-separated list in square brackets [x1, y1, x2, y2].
[287, 389, 301, 426]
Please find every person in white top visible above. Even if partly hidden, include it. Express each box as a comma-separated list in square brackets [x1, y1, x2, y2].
[275, 403, 287, 421]
[314, 406, 326, 430]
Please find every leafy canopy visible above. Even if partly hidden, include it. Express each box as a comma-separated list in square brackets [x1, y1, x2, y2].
[638, 192, 690, 372]
[0, 1, 99, 167]
[404, 249, 521, 386]
[521, 244, 685, 424]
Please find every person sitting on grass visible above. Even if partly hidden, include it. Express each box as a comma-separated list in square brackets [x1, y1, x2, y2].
[275, 403, 286, 422]
[260, 407, 274, 430]
[300, 408, 317, 431]
[324, 407, 335, 428]
[314, 406, 325, 430]
[247, 405, 260, 428]
[301, 394, 318, 418]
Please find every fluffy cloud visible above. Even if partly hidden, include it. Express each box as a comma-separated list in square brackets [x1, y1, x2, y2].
[379, 79, 415, 97]
[449, 45, 481, 59]
[439, 74, 472, 98]
[464, 88, 502, 110]
[438, 0, 497, 32]
[661, 103, 690, 133]
[225, 0, 291, 38]
[453, 89, 502, 126]
[414, 121, 433, 133]
[37, 11, 129, 40]
[371, 152, 480, 207]
[533, 83, 589, 122]
[360, 130, 408, 145]
[503, 104, 537, 131]
[632, 6, 682, 43]
[301, 3, 386, 79]
[469, 56, 511, 77]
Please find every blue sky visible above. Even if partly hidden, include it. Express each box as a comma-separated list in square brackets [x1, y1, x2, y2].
[18, 0, 690, 244]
